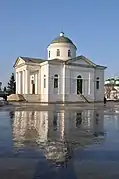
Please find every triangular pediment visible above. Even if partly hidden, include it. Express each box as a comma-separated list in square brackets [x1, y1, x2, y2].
[14, 57, 25, 67]
[72, 59, 89, 65]
[66, 55, 97, 67]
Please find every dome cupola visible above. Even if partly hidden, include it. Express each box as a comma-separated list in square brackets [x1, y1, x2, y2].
[47, 32, 77, 61]
[115, 78, 119, 86]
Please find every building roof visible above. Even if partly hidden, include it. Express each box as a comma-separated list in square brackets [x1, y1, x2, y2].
[20, 56, 46, 64]
[13, 56, 46, 67]
[49, 32, 77, 49]
[66, 55, 107, 69]
[14, 55, 106, 70]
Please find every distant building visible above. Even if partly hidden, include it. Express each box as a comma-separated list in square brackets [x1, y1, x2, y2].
[0, 82, 2, 91]
[14, 32, 106, 103]
[104, 77, 119, 100]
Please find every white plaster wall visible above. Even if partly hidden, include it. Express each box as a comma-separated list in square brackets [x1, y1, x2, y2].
[48, 64, 96, 102]
[47, 43, 76, 61]
[40, 63, 49, 102]
[94, 69, 104, 101]
[48, 64, 63, 102]
[65, 65, 95, 102]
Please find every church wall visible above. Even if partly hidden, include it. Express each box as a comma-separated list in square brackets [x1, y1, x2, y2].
[48, 64, 63, 102]
[47, 64, 96, 102]
[94, 69, 104, 101]
[40, 63, 49, 102]
[66, 65, 95, 102]
[47, 43, 76, 61]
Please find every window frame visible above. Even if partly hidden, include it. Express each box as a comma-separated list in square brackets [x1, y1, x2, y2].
[68, 49, 71, 57]
[96, 77, 100, 90]
[44, 75, 46, 88]
[49, 51, 50, 58]
[54, 74, 58, 88]
[56, 49, 60, 57]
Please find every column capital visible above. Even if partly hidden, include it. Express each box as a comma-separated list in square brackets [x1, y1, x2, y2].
[25, 66, 29, 70]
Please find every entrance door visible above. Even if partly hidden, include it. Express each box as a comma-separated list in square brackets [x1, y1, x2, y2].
[31, 80, 35, 94]
[77, 75, 82, 94]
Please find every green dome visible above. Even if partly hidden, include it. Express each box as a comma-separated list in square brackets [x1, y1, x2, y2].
[49, 32, 77, 49]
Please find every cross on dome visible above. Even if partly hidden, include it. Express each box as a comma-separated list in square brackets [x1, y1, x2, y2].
[60, 32, 64, 37]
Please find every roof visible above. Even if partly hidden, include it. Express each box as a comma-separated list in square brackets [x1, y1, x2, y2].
[14, 55, 106, 70]
[20, 56, 46, 64]
[13, 56, 46, 67]
[49, 32, 77, 49]
[66, 55, 107, 69]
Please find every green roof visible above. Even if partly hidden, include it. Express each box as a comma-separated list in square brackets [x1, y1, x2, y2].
[49, 33, 77, 49]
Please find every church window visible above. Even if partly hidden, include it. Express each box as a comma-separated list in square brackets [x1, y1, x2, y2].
[56, 49, 60, 56]
[44, 75, 46, 88]
[49, 51, 50, 58]
[54, 74, 58, 88]
[96, 77, 100, 89]
[68, 50, 71, 57]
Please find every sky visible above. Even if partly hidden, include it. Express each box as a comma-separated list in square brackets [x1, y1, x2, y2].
[0, 0, 119, 86]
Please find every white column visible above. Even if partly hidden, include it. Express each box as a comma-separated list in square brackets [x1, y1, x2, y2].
[25, 69, 29, 94]
[19, 72, 21, 94]
[21, 71, 23, 94]
[16, 72, 18, 94]
[62, 64, 65, 102]
[88, 73, 91, 95]
[35, 72, 38, 94]
[22, 70, 25, 94]
[17, 72, 19, 94]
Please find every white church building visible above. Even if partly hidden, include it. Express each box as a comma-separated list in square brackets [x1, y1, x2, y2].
[14, 32, 106, 103]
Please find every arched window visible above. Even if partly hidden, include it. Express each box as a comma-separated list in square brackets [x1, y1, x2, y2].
[68, 50, 71, 57]
[77, 75, 83, 94]
[96, 77, 100, 89]
[56, 49, 60, 56]
[49, 51, 50, 58]
[54, 74, 58, 88]
[44, 75, 46, 88]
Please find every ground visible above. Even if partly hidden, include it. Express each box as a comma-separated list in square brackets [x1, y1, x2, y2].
[0, 102, 119, 179]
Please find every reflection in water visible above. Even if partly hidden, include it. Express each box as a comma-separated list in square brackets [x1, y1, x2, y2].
[9, 111, 14, 120]
[10, 109, 105, 166]
[53, 112, 58, 131]
[76, 112, 82, 128]
[93, 111, 104, 137]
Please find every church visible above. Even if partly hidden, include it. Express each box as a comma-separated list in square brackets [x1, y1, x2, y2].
[14, 32, 106, 103]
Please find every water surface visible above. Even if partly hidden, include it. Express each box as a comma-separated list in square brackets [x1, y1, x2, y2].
[0, 104, 119, 178]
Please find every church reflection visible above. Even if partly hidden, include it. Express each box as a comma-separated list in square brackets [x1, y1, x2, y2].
[76, 112, 82, 128]
[10, 109, 105, 166]
[93, 111, 105, 137]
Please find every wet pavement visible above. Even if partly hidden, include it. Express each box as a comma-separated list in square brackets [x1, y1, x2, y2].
[0, 102, 119, 178]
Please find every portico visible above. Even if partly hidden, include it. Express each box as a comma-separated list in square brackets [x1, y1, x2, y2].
[16, 68, 30, 95]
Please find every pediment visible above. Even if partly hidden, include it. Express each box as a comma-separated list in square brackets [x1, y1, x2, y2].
[72, 59, 89, 65]
[14, 57, 25, 67]
[66, 56, 96, 67]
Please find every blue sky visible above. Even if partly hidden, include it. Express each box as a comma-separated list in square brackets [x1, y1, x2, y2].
[0, 0, 119, 86]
